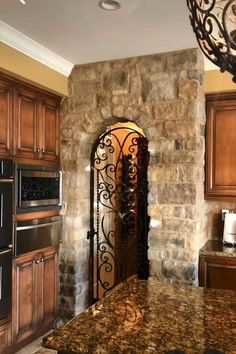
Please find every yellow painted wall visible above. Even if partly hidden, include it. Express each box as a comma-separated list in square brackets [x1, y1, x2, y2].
[0, 42, 68, 96]
[204, 70, 235, 93]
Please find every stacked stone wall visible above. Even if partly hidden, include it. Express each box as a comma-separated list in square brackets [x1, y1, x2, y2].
[59, 48, 206, 319]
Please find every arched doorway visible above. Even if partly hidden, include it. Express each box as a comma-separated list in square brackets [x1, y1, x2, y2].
[89, 122, 149, 304]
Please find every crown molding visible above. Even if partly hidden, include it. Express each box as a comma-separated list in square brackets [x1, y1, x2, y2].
[0, 21, 74, 77]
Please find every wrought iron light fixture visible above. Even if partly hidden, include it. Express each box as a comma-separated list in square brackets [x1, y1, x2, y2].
[187, 0, 236, 82]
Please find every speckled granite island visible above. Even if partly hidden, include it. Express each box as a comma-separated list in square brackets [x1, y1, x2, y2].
[42, 278, 236, 354]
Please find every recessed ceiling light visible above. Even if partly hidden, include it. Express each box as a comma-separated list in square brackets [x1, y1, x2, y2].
[19, 0, 26, 4]
[99, 0, 121, 11]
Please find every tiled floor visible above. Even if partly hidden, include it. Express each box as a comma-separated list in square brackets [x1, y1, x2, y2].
[15, 333, 57, 354]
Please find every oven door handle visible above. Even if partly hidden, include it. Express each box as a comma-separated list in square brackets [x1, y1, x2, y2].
[17, 220, 61, 231]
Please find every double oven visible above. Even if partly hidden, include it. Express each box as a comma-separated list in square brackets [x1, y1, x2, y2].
[0, 160, 62, 322]
[15, 164, 63, 255]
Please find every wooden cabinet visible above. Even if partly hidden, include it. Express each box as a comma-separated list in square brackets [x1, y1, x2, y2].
[40, 96, 59, 162]
[205, 92, 236, 201]
[0, 321, 12, 354]
[14, 86, 39, 160]
[0, 79, 13, 157]
[12, 246, 59, 349]
[0, 73, 61, 165]
[199, 255, 236, 291]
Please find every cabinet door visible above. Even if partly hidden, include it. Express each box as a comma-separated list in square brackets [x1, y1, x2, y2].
[205, 93, 236, 201]
[199, 255, 236, 291]
[0, 79, 13, 157]
[14, 87, 40, 159]
[0, 321, 12, 353]
[12, 253, 37, 344]
[37, 247, 59, 328]
[40, 97, 60, 163]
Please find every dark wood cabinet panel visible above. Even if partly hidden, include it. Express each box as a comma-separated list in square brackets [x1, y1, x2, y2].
[14, 88, 39, 159]
[0, 80, 13, 156]
[12, 246, 59, 352]
[41, 97, 60, 162]
[12, 254, 37, 345]
[205, 92, 236, 201]
[199, 255, 236, 291]
[39, 248, 58, 326]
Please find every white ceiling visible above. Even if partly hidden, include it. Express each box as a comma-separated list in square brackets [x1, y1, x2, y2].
[0, 0, 217, 74]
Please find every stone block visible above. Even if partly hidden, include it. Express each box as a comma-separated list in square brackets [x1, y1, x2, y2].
[188, 100, 206, 123]
[153, 103, 175, 121]
[145, 122, 163, 141]
[142, 73, 177, 102]
[163, 119, 198, 139]
[162, 150, 202, 164]
[163, 218, 197, 233]
[72, 63, 102, 81]
[178, 80, 201, 101]
[157, 183, 196, 205]
[166, 48, 200, 72]
[137, 54, 164, 75]
[70, 95, 97, 111]
[162, 260, 197, 282]
[103, 71, 129, 94]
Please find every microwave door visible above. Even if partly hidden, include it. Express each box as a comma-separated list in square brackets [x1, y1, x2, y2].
[0, 181, 13, 249]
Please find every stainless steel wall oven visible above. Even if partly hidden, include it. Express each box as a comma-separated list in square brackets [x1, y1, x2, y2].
[16, 164, 62, 212]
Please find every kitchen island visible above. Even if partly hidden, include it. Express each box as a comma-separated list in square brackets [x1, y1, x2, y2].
[42, 278, 236, 354]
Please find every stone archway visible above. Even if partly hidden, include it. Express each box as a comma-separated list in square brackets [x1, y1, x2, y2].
[59, 48, 206, 320]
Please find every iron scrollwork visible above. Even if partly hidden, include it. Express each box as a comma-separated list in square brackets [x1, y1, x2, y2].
[187, 0, 236, 82]
[89, 126, 149, 304]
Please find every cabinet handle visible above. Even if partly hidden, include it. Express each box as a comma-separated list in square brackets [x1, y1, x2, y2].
[41, 258, 45, 263]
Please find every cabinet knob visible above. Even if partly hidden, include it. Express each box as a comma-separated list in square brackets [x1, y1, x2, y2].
[35, 260, 40, 264]
[42, 149, 45, 153]
[37, 148, 40, 153]
[41, 258, 45, 263]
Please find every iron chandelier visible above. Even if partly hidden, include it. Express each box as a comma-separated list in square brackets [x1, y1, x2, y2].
[187, 0, 236, 82]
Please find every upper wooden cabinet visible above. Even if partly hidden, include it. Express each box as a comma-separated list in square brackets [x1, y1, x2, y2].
[0, 79, 13, 157]
[14, 86, 39, 160]
[0, 73, 62, 166]
[40, 96, 59, 162]
[205, 92, 236, 201]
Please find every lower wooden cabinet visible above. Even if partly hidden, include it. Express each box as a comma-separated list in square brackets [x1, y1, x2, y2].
[199, 255, 236, 291]
[0, 321, 12, 354]
[12, 246, 59, 350]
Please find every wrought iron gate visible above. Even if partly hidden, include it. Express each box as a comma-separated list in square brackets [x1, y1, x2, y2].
[89, 126, 149, 304]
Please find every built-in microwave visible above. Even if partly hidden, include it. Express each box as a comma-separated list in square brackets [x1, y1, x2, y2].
[16, 164, 62, 211]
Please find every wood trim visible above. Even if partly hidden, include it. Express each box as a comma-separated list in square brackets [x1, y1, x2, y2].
[0, 71, 64, 100]
[206, 91, 236, 103]
[14, 209, 60, 222]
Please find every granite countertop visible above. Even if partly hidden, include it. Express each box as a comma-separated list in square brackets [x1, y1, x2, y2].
[42, 278, 236, 354]
[200, 240, 236, 258]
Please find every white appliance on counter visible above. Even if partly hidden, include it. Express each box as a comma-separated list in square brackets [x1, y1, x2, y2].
[223, 212, 236, 245]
